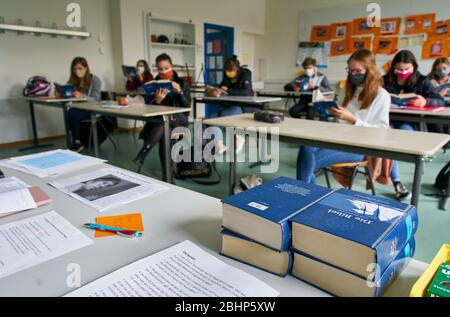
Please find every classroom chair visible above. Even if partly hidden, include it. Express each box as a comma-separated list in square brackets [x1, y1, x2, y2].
[81, 91, 118, 152]
[321, 161, 376, 195]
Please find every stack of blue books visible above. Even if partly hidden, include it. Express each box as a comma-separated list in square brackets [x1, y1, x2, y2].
[221, 177, 333, 277]
[290, 188, 418, 297]
[221, 177, 418, 297]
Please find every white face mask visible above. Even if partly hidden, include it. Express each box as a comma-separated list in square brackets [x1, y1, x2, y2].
[137, 66, 145, 75]
[305, 68, 315, 77]
[75, 69, 87, 79]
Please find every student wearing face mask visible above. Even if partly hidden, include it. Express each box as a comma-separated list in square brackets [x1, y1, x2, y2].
[133, 54, 190, 178]
[297, 49, 391, 187]
[285, 57, 332, 120]
[209, 55, 253, 154]
[126, 59, 153, 92]
[384, 50, 445, 132]
[66, 57, 102, 153]
[428, 57, 450, 97]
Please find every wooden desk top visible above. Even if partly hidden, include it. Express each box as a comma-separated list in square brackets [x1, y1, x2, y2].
[198, 96, 282, 104]
[204, 114, 450, 157]
[69, 102, 191, 118]
[390, 107, 450, 117]
[24, 96, 87, 103]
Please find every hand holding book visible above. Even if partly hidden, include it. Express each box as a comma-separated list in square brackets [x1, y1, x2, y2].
[329, 106, 357, 124]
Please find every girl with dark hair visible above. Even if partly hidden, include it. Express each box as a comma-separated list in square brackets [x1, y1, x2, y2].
[66, 57, 102, 153]
[133, 53, 190, 179]
[384, 50, 445, 131]
[126, 59, 153, 91]
[209, 55, 253, 153]
[383, 50, 446, 200]
[297, 49, 390, 184]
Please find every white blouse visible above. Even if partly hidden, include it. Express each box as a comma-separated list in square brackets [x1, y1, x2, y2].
[338, 86, 391, 129]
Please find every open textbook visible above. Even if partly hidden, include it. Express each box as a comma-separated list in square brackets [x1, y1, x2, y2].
[0, 150, 106, 178]
[49, 168, 170, 212]
[65, 240, 279, 297]
[0, 211, 93, 279]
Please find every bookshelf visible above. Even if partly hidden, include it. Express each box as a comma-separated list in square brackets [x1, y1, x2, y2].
[145, 14, 196, 76]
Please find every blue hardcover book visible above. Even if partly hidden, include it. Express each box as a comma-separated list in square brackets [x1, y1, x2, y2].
[434, 83, 450, 93]
[122, 65, 137, 78]
[144, 80, 174, 97]
[54, 83, 74, 99]
[222, 177, 334, 251]
[390, 93, 419, 107]
[291, 238, 415, 297]
[314, 101, 338, 120]
[291, 188, 418, 279]
[221, 229, 293, 277]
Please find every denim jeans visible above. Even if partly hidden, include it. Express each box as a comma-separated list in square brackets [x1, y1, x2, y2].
[297, 146, 364, 183]
[68, 108, 91, 142]
[390, 121, 415, 182]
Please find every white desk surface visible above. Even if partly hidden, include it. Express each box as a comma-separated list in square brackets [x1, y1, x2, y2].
[114, 90, 146, 96]
[24, 96, 88, 103]
[390, 107, 450, 117]
[255, 89, 334, 97]
[200, 96, 282, 104]
[0, 164, 426, 297]
[204, 114, 450, 157]
[69, 102, 190, 118]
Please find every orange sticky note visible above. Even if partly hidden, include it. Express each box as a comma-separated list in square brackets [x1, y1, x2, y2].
[95, 213, 144, 238]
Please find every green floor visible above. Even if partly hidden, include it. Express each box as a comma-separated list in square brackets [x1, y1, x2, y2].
[1, 130, 449, 264]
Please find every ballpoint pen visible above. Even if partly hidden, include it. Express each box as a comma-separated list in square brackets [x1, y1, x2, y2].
[84, 223, 143, 238]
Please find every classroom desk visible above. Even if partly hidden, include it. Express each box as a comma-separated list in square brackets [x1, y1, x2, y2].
[390, 107, 450, 126]
[389, 107, 450, 210]
[203, 114, 450, 206]
[69, 102, 191, 184]
[21, 97, 87, 151]
[0, 164, 427, 297]
[193, 96, 282, 119]
[113, 90, 147, 97]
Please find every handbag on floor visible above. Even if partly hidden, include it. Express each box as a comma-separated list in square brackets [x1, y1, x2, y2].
[174, 126, 221, 185]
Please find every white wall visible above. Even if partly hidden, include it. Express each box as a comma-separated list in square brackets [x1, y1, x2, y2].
[0, 0, 116, 144]
[0, 0, 267, 144]
[116, 0, 267, 83]
[260, 0, 450, 85]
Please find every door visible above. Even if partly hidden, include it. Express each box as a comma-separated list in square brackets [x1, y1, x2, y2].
[204, 23, 234, 118]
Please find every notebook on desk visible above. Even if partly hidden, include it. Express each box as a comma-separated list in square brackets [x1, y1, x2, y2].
[392, 105, 446, 113]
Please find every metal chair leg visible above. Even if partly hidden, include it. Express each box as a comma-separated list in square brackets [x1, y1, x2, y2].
[348, 166, 360, 190]
[364, 165, 376, 196]
[99, 121, 117, 151]
[323, 169, 332, 188]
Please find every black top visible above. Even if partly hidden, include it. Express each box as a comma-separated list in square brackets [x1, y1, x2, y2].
[151, 71, 191, 128]
[220, 68, 253, 96]
[383, 71, 445, 107]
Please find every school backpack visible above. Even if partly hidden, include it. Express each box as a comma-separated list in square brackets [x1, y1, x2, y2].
[23, 76, 51, 97]
[435, 161, 450, 193]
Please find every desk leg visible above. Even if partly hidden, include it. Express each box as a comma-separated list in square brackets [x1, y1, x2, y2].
[19, 101, 53, 152]
[193, 98, 198, 120]
[250, 132, 272, 169]
[63, 107, 71, 149]
[229, 133, 237, 195]
[439, 168, 450, 210]
[163, 115, 173, 184]
[411, 157, 424, 206]
[91, 113, 99, 158]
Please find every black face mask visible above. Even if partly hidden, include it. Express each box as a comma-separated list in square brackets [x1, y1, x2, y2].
[349, 73, 366, 86]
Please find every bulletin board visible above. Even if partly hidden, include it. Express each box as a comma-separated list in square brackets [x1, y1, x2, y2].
[297, 0, 450, 78]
